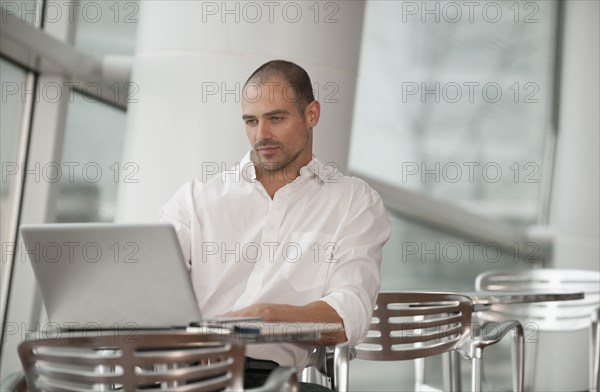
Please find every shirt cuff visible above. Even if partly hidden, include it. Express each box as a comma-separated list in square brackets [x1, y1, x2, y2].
[319, 291, 371, 345]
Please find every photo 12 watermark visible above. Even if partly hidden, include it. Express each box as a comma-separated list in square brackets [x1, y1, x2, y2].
[2, 321, 140, 343]
[3, 240, 141, 265]
[200, 80, 339, 104]
[2, 161, 140, 184]
[199, 1, 340, 24]
[390, 320, 538, 344]
[221, 321, 343, 343]
[201, 240, 340, 264]
[1, 81, 139, 104]
[470, 321, 540, 343]
[198, 160, 340, 184]
[401, 240, 543, 264]
[1, 1, 139, 25]
[400, 1, 542, 24]
[401, 81, 540, 104]
[400, 161, 540, 184]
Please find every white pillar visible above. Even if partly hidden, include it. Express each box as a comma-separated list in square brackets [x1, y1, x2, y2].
[116, 1, 365, 222]
[538, 2, 599, 391]
[0, 2, 74, 376]
[548, 0, 600, 270]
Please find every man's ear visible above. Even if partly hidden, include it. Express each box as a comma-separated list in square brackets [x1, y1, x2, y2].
[305, 100, 321, 128]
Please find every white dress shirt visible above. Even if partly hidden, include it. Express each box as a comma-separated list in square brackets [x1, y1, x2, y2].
[160, 152, 391, 369]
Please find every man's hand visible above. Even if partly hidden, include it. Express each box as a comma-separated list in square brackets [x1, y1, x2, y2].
[222, 300, 347, 345]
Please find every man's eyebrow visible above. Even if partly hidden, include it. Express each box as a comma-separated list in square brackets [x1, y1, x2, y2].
[263, 109, 290, 117]
[242, 110, 290, 121]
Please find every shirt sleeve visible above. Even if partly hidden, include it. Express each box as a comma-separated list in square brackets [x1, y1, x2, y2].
[159, 181, 194, 268]
[319, 181, 391, 345]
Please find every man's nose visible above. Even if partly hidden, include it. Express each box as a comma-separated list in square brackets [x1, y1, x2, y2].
[256, 121, 273, 141]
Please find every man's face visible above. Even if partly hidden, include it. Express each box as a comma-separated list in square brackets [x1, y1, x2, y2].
[242, 76, 319, 173]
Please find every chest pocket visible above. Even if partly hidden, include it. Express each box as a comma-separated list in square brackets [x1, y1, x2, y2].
[281, 231, 335, 292]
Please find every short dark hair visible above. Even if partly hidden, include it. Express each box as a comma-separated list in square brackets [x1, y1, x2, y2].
[244, 59, 315, 113]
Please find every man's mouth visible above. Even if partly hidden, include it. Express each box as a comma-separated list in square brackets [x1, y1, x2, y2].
[257, 146, 279, 155]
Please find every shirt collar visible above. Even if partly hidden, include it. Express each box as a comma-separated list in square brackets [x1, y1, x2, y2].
[239, 151, 329, 184]
[239, 151, 257, 180]
[299, 156, 329, 184]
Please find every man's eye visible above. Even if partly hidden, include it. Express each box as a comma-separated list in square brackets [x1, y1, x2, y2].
[270, 116, 282, 122]
[245, 119, 257, 126]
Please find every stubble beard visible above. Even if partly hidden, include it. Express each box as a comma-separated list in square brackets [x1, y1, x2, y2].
[253, 129, 310, 176]
[255, 146, 303, 173]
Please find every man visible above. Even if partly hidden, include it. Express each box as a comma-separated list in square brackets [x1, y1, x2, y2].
[160, 60, 391, 390]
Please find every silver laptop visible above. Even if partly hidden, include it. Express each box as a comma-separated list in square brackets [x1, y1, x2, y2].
[20, 223, 203, 329]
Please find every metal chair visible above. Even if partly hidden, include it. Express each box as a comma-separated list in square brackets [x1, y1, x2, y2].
[0, 372, 27, 392]
[475, 268, 600, 391]
[15, 329, 298, 391]
[301, 343, 354, 391]
[348, 292, 524, 392]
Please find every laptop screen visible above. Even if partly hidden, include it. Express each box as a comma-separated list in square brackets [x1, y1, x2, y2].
[20, 223, 203, 330]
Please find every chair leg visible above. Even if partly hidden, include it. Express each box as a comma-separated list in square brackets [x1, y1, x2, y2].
[301, 366, 330, 388]
[415, 357, 426, 391]
[591, 308, 600, 392]
[441, 350, 462, 392]
[449, 350, 462, 391]
[470, 321, 525, 392]
[471, 348, 483, 392]
[510, 325, 525, 392]
[333, 342, 349, 392]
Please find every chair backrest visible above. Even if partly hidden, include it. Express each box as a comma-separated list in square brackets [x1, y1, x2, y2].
[475, 268, 600, 331]
[356, 292, 473, 361]
[18, 330, 245, 392]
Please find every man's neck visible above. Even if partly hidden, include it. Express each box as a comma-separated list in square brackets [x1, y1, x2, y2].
[259, 177, 288, 199]
[255, 156, 311, 199]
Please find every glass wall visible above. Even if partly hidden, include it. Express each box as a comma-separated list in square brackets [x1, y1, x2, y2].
[54, 92, 128, 222]
[350, 0, 558, 226]
[0, 59, 28, 236]
[51, 0, 140, 222]
[382, 210, 535, 290]
[0, 0, 141, 376]
[0, 0, 42, 25]
[74, 0, 139, 57]
[0, 58, 32, 312]
[349, 2, 559, 390]
[1, 0, 565, 389]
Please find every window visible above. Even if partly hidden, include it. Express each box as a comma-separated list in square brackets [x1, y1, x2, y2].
[382, 210, 534, 291]
[0, 0, 42, 26]
[74, 0, 139, 57]
[0, 57, 29, 287]
[348, 4, 560, 389]
[350, 0, 558, 225]
[54, 92, 128, 222]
